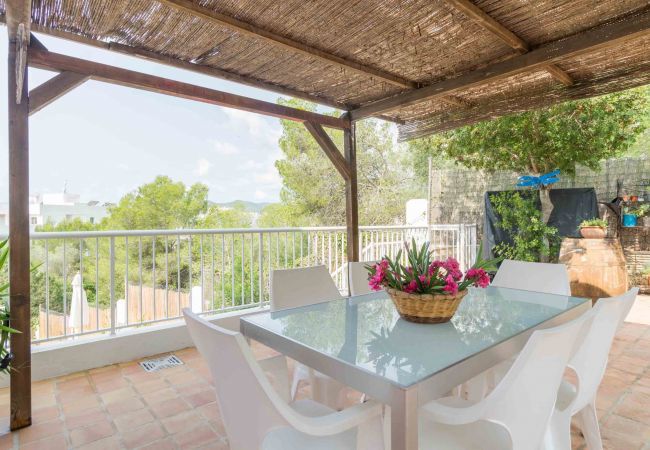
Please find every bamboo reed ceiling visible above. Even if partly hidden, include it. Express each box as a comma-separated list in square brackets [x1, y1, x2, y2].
[2, 0, 650, 140]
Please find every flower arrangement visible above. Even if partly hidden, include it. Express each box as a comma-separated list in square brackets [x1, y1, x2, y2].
[366, 239, 500, 323]
[367, 239, 496, 296]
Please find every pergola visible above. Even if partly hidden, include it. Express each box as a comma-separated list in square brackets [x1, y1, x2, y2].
[3, 0, 650, 436]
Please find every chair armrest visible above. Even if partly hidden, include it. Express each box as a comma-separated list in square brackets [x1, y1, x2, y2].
[420, 397, 488, 426]
[283, 399, 384, 437]
[258, 355, 291, 403]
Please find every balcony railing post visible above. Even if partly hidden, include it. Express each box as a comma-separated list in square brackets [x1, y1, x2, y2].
[109, 236, 116, 335]
[258, 232, 264, 304]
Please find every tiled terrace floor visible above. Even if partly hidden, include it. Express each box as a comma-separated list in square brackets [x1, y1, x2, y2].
[0, 297, 649, 449]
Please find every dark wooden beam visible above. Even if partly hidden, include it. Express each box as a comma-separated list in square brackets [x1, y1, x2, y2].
[350, 8, 650, 121]
[343, 123, 359, 263]
[29, 72, 90, 115]
[444, 0, 573, 86]
[6, 0, 32, 432]
[159, 0, 417, 89]
[28, 49, 350, 130]
[0, 19, 353, 112]
[304, 122, 351, 180]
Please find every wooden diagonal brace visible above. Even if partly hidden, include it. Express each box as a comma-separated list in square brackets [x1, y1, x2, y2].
[29, 72, 90, 115]
[304, 121, 351, 180]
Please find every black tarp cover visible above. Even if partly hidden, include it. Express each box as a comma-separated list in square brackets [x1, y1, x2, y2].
[483, 188, 599, 259]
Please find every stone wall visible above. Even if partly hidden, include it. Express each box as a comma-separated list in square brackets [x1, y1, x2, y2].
[429, 157, 650, 226]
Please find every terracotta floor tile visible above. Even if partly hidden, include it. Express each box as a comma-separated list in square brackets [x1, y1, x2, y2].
[138, 437, 178, 450]
[75, 436, 122, 450]
[0, 431, 14, 450]
[112, 408, 155, 433]
[56, 376, 90, 392]
[133, 378, 169, 395]
[122, 422, 166, 449]
[32, 406, 60, 425]
[20, 433, 67, 450]
[58, 385, 96, 404]
[142, 387, 178, 405]
[150, 397, 190, 419]
[105, 398, 145, 417]
[61, 396, 101, 415]
[100, 386, 137, 405]
[93, 377, 129, 394]
[613, 392, 650, 425]
[161, 410, 204, 434]
[173, 423, 219, 449]
[69, 419, 114, 447]
[183, 389, 216, 408]
[65, 406, 108, 430]
[17, 419, 64, 444]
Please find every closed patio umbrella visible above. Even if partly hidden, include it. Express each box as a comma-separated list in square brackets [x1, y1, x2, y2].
[69, 272, 90, 332]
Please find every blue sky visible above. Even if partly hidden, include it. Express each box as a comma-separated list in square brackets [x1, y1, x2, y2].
[0, 32, 338, 204]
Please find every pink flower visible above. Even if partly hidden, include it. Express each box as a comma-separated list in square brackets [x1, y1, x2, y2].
[368, 260, 390, 291]
[428, 260, 443, 276]
[404, 280, 418, 293]
[443, 257, 463, 281]
[442, 274, 458, 295]
[466, 268, 490, 288]
[418, 275, 430, 287]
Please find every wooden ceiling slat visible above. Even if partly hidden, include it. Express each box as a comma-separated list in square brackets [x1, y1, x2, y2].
[443, 0, 573, 86]
[349, 9, 650, 121]
[158, 0, 418, 89]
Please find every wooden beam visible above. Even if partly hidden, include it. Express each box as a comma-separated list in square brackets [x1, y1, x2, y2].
[350, 8, 650, 121]
[444, 0, 528, 53]
[158, 0, 416, 89]
[6, 0, 32, 432]
[343, 123, 359, 263]
[0, 18, 353, 111]
[28, 49, 350, 130]
[304, 122, 351, 180]
[444, 0, 573, 86]
[29, 72, 90, 115]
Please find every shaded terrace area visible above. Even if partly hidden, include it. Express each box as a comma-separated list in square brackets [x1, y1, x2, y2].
[3, 0, 650, 445]
[0, 297, 648, 450]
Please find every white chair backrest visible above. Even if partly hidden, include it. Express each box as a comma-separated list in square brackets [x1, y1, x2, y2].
[348, 261, 376, 296]
[271, 265, 342, 311]
[492, 259, 571, 296]
[482, 309, 593, 450]
[570, 288, 638, 411]
[183, 309, 288, 450]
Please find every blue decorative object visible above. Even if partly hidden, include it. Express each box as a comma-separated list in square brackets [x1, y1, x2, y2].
[517, 169, 561, 189]
[622, 214, 637, 227]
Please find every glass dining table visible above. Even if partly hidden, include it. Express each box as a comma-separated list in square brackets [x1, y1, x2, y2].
[240, 286, 590, 450]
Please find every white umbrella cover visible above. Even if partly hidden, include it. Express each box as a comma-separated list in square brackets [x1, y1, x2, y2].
[69, 272, 90, 330]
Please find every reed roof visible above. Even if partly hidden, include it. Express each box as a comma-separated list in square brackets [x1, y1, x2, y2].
[2, 0, 650, 140]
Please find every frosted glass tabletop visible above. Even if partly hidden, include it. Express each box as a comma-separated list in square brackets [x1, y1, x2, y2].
[241, 286, 589, 388]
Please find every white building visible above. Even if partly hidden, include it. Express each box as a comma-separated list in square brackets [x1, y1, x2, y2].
[0, 191, 110, 233]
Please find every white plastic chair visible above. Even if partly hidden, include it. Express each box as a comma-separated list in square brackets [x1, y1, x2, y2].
[544, 288, 639, 450]
[271, 265, 348, 408]
[460, 259, 572, 400]
[491, 259, 571, 296]
[348, 261, 377, 296]
[183, 309, 384, 450]
[419, 308, 593, 450]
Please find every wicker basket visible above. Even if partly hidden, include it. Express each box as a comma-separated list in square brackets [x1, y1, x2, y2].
[386, 288, 468, 324]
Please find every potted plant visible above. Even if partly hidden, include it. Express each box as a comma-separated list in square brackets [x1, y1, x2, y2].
[578, 218, 608, 239]
[0, 240, 22, 373]
[643, 265, 650, 287]
[366, 240, 500, 323]
[623, 204, 650, 227]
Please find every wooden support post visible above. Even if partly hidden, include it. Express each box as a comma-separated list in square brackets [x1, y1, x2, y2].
[344, 123, 359, 263]
[29, 72, 90, 115]
[7, 26, 32, 431]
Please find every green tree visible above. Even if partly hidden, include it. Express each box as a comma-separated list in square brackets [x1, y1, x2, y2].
[272, 99, 417, 226]
[102, 176, 213, 230]
[411, 87, 649, 177]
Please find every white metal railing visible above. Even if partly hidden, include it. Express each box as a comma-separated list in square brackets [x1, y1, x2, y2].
[1, 224, 477, 344]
